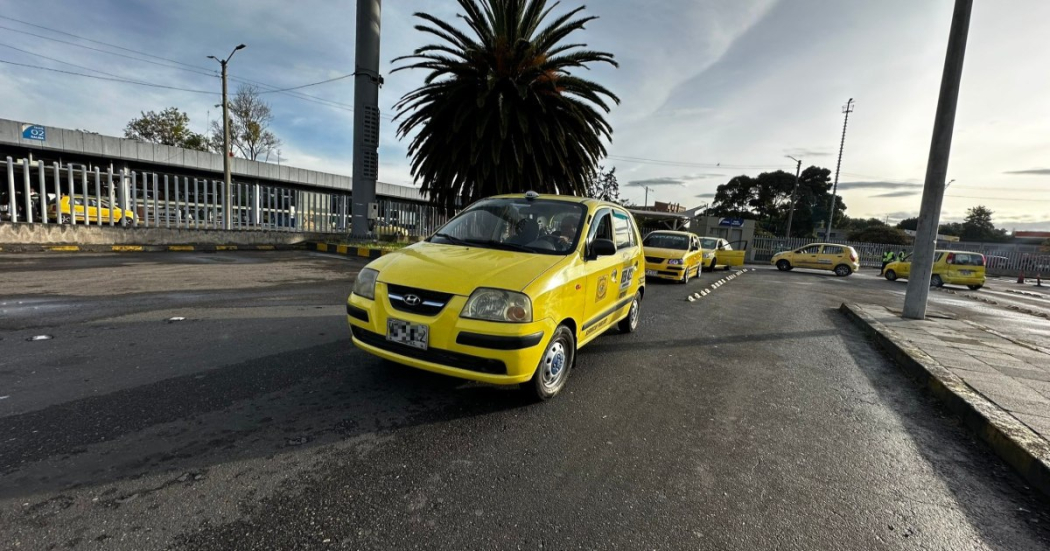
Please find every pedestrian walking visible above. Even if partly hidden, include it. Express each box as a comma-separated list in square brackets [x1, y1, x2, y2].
[881, 249, 895, 276]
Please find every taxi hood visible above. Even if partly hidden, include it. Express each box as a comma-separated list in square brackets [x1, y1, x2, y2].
[644, 247, 688, 259]
[370, 242, 564, 296]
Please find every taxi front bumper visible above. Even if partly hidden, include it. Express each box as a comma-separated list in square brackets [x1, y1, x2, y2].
[644, 261, 685, 281]
[346, 287, 552, 385]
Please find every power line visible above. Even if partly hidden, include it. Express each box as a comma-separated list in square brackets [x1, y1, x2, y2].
[607, 155, 782, 170]
[0, 59, 218, 94]
[0, 42, 133, 81]
[259, 73, 355, 94]
[944, 194, 1050, 202]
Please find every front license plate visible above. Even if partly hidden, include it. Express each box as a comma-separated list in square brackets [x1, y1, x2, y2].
[645, 270, 658, 276]
[387, 319, 429, 350]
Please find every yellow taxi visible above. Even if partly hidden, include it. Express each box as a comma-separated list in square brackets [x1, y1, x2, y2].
[49, 195, 135, 225]
[700, 236, 746, 271]
[347, 192, 646, 400]
[771, 243, 859, 276]
[642, 230, 703, 283]
[884, 250, 986, 290]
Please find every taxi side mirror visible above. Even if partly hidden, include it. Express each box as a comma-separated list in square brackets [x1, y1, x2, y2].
[589, 238, 617, 259]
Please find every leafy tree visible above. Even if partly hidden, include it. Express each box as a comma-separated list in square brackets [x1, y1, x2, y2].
[896, 217, 919, 231]
[586, 166, 620, 203]
[125, 107, 210, 151]
[708, 166, 844, 236]
[848, 225, 910, 245]
[961, 205, 1010, 242]
[392, 0, 620, 209]
[210, 85, 281, 161]
[939, 221, 965, 237]
[1041, 238, 1050, 253]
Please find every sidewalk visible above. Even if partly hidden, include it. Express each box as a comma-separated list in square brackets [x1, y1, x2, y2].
[841, 303, 1050, 499]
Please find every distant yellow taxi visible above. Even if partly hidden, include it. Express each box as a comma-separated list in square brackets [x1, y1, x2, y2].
[347, 192, 646, 400]
[642, 231, 703, 283]
[49, 195, 135, 225]
[884, 250, 986, 290]
[772, 243, 859, 276]
[700, 236, 746, 271]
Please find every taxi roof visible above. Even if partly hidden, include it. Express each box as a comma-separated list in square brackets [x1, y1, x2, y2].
[646, 230, 694, 237]
[487, 192, 621, 209]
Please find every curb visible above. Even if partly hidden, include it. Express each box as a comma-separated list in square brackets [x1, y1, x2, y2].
[840, 302, 1050, 500]
[0, 243, 304, 253]
[311, 242, 397, 260]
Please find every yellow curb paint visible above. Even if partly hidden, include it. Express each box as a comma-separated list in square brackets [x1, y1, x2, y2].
[168, 245, 194, 251]
[316, 243, 329, 252]
[48, 246, 80, 252]
[111, 245, 144, 252]
[256, 245, 275, 250]
[336, 245, 349, 255]
[357, 247, 370, 258]
[216, 245, 238, 251]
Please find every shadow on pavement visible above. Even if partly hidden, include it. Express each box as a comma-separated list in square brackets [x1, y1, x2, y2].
[0, 339, 531, 499]
[826, 308, 1050, 549]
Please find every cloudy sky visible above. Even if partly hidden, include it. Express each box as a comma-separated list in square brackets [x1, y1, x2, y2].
[1, 0, 1048, 229]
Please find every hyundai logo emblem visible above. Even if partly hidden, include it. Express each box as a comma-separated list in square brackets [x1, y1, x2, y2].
[403, 294, 422, 306]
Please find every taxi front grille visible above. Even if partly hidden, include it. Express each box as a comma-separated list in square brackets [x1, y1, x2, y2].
[351, 326, 507, 375]
[645, 256, 664, 264]
[386, 284, 454, 316]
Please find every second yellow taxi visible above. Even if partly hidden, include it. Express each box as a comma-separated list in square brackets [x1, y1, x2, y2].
[884, 250, 986, 290]
[642, 230, 703, 283]
[347, 192, 646, 401]
[771, 243, 860, 276]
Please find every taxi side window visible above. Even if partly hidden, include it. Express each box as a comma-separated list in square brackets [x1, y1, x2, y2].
[589, 210, 614, 242]
[723, 241, 733, 251]
[611, 210, 632, 250]
[822, 246, 843, 255]
[800, 245, 821, 254]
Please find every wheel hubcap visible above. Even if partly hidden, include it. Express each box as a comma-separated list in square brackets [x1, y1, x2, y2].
[629, 299, 639, 328]
[541, 341, 567, 389]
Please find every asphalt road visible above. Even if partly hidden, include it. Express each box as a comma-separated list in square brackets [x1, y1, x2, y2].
[1, 252, 1048, 550]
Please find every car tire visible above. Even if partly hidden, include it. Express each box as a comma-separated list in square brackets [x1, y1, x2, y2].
[967, 284, 982, 290]
[931, 274, 944, 287]
[776, 260, 791, 271]
[618, 291, 642, 334]
[834, 264, 852, 277]
[885, 270, 897, 281]
[682, 267, 690, 284]
[524, 324, 575, 401]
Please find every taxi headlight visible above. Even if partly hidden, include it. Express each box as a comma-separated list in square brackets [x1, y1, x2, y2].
[462, 288, 533, 323]
[352, 268, 379, 300]
[667, 258, 683, 265]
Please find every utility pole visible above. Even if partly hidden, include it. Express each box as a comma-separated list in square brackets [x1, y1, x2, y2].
[903, 0, 973, 320]
[825, 98, 854, 241]
[208, 44, 245, 231]
[351, 0, 382, 237]
[643, 185, 654, 209]
[785, 156, 802, 238]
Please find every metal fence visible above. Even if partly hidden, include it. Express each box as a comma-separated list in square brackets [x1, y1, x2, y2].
[0, 157, 449, 237]
[751, 236, 1050, 275]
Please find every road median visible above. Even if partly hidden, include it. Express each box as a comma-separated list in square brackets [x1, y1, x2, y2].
[841, 302, 1050, 499]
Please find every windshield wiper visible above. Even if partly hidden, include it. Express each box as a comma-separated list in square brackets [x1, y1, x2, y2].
[432, 232, 470, 246]
[463, 239, 536, 253]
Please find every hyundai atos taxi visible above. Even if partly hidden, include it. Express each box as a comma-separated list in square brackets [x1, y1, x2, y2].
[642, 231, 703, 283]
[347, 192, 646, 400]
[883, 250, 986, 290]
[772, 243, 860, 276]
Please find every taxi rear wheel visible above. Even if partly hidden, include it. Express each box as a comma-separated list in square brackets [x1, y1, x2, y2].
[967, 284, 983, 290]
[931, 274, 944, 287]
[885, 269, 897, 281]
[776, 260, 791, 271]
[525, 325, 575, 401]
[834, 264, 852, 277]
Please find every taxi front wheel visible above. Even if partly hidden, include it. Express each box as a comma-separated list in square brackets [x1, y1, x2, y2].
[776, 260, 792, 271]
[525, 325, 575, 401]
[618, 291, 641, 334]
[885, 269, 897, 281]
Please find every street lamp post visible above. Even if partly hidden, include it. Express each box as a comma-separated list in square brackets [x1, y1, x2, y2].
[208, 44, 245, 231]
[785, 156, 802, 238]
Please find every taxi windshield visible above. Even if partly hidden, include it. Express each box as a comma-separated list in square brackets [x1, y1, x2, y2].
[700, 238, 719, 250]
[430, 198, 586, 255]
[643, 233, 689, 250]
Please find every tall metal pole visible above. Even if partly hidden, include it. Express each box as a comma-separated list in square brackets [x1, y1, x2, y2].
[351, 0, 382, 238]
[903, 0, 972, 320]
[786, 156, 801, 238]
[825, 98, 854, 240]
[221, 61, 232, 230]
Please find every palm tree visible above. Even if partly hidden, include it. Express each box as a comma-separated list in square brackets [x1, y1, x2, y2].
[393, 0, 619, 209]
